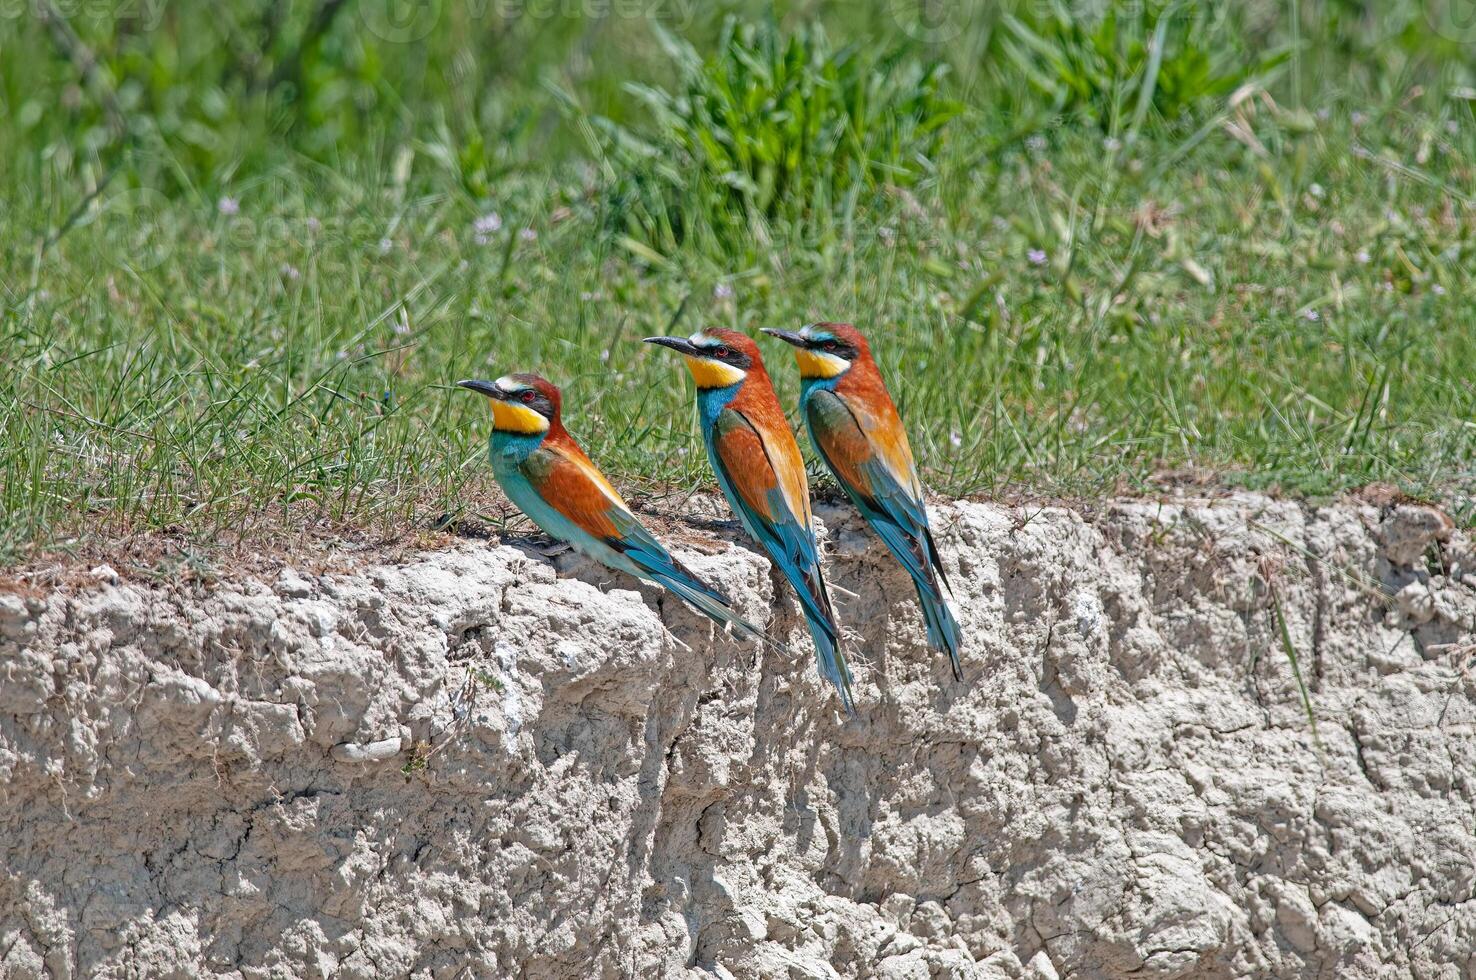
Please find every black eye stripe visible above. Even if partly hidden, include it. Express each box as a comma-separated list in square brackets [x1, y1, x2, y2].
[811, 338, 856, 359]
[512, 390, 553, 416]
[702, 343, 752, 370]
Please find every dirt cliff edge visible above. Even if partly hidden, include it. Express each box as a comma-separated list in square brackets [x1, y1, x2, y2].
[3, 495, 1474, 978]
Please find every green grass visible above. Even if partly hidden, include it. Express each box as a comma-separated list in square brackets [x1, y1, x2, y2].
[3, 2, 1476, 563]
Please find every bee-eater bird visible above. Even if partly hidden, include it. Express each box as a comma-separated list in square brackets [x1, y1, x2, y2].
[643, 330, 855, 714]
[458, 373, 766, 644]
[761, 324, 962, 679]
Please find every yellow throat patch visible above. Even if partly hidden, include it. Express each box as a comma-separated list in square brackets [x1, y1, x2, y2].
[794, 348, 849, 379]
[683, 356, 747, 389]
[490, 400, 550, 434]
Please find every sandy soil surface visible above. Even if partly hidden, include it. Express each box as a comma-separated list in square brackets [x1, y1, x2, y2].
[2, 494, 1474, 978]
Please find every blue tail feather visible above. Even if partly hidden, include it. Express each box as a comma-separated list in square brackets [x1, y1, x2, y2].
[494, 457, 769, 644]
[769, 547, 855, 714]
[859, 499, 964, 680]
[700, 416, 856, 713]
[916, 583, 962, 680]
[617, 538, 770, 644]
[802, 613, 856, 716]
[642, 564, 768, 644]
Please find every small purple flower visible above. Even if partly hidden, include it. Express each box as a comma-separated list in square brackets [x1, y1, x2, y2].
[949, 430, 963, 449]
[713, 282, 735, 300]
[1432, 283, 1447, 296]
[518, 227, 537, 243]
[474, 212, 502, 234]
[217, 196, 239, 216]
[1027, 248, 1047, 267]
[377, 238, 393, 255]
[280, 263, 300, 281]
[1304, 309, 1320, 322]
[1355, 249, 1371, 265]
[473, 212, 502, 245]
[306, 216, 322, 234]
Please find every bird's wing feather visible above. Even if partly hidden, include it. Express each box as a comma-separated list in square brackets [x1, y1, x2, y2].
[705, 399, 852, 705]
[845, 388, 924, 503]
[710, 408, 835, 628]
[712, 409, 813, 557]
[713, 405, 812, 526]
[533, 442, 727, 602]
[807, 384, 961, 675]
[766, 415, 815, 531]
[528, 442, 627, 540]
[807, 389, 933, 580]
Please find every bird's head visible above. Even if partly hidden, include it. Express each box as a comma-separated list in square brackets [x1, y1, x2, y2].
[643, 328, 759, 389]
[456, 373, 561, 434]
[760, 322, 867, 380]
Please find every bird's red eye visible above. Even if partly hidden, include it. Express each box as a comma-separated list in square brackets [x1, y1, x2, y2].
[519, 390, 536, 404]
[712, 346, 731, 359]
[822, 341, 839, 352]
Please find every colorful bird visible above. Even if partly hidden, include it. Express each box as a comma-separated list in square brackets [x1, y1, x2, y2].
[761, 324, 962, 678]
[644, 329, 855, 714]
[458, 373, 766, 644]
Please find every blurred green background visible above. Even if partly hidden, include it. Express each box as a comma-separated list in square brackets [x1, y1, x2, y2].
[3, 0, 1475, 563]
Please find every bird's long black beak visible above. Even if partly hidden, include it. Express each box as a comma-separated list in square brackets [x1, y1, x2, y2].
[643, 336, 702, 357]
[759, 328, 808, 348]
[457, 379, 506, 399]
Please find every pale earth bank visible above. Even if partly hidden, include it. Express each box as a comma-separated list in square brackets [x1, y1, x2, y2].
[2, 494, 1474, 978]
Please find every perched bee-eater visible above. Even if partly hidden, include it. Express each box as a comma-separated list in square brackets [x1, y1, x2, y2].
[458, 373, 766, 644]
[644, 330, 855, 714]
[761, 324, 962, 678]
